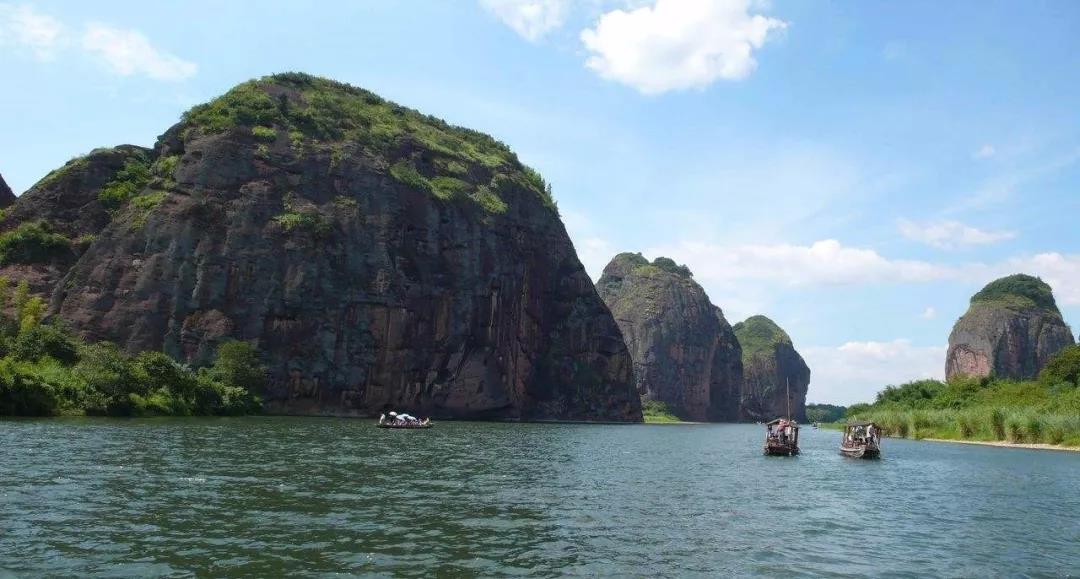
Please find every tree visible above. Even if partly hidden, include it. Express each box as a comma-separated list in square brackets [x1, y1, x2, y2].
[1040, 345, 1080, 387]
[210, 340, 266, 393]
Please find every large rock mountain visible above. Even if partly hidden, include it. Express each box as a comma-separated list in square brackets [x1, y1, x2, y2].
[4, 73, 642, 421]
[596, 253, 742, 421]
[946, 274, 1074, 380]
[733, 315, 809, 422]
[0, 172, 15, 208]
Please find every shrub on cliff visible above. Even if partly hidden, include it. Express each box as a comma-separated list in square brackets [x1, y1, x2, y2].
[0, 221, 72, 266]
[970, 274, 1058, 311]
[1039, 344, 1080, 387]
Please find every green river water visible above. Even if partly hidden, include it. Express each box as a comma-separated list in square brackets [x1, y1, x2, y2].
[1, 418, 1078, 577]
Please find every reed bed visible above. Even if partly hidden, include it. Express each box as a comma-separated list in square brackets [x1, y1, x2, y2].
[852, 407, 1080, 447]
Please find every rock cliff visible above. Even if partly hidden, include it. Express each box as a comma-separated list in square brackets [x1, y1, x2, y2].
[596, 253, 742, 421]
[5, 73, 642, 421]
[0, 172, 15, 208]
[732, 315, 809, 421]
[946, 274, 1075, 380]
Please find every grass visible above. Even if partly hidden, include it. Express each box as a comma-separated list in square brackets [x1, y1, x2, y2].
[845, 359, 1080, 447]
[642, 400, 683, 423]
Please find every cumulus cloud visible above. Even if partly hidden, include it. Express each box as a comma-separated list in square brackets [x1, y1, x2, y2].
[0, 3, 66, 60]
[897, 219, 1016, 249]
[645, 238, 1080, 307]
[481, 0, 569, 41]
[803, 340, 946, 405]
[0, 4, 195, 81]
[974, 144, 996, 159]
[581, 0, 786, 94]
[81, 23, 196, 81]
[647, 239, 952, 287]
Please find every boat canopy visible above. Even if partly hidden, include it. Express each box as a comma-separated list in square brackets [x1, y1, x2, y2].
[845, 421, 878, 428]
[765, 418, 798, 426]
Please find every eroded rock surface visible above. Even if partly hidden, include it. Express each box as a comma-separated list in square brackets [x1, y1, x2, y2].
[16, 73, 642, 421]
[597, 253, 742, 421]
[0, 172, 15, 208]
[733, 315, 809, 421]
[946, 274, 1074, 380]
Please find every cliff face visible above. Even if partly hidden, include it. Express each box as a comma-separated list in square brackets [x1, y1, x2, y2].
[0, 147, 155, 295]
[946, 274, 1075, 380]
[733, 315, 809, 422]
[0, 172, 15, 208]
[11, 73, 642, 421]
[596, 253, 742, 421]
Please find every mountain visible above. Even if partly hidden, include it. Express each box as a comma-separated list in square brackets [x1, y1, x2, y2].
[732, 315, 809, 421]
[946, 274, 1075, 380]
[596, 253, 742, 421]
[0, 172, 15, 208]
[3, 73, 642, 421]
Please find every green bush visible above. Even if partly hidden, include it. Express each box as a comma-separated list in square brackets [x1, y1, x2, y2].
[252, 125, 278, 142]
[1039, 344, 1080, 386]
[12, 324, 79, 364]
[98, 157, 151, 210]
[0, 222, 72, 266]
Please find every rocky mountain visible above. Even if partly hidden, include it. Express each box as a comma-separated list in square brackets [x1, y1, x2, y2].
[3, 73, 642, 421]
[0, 172, 15, 208]
[946, 274, 1075, 380]
[596, 253, 742, 421]
[733, 315, 809, 422]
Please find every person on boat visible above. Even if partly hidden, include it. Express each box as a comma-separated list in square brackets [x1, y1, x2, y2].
[379, 413, 386, 425]
[867, 424, 876, 441]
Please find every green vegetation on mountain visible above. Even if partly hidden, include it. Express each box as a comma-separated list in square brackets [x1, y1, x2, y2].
[732, 315, 790, 359]
[0, 221, 72, 266]
[970, 274, 1059, 312]
[846, 345, 1080, 446]
[180, 72, 555, 213]
[97, 154, 152, 210]
[0, 277, 265, 417]
[641, 400, 683, 423]
[805, 403, 846, 423]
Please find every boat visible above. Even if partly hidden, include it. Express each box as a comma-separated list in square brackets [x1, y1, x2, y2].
[839, 421, 881, 459]
[764, 417, 800, 456]
[376, 420, 433, 429]
[762, 379, 800, 456]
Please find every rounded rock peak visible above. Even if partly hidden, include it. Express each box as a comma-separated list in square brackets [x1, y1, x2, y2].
[970, 274, 1059, 313]
[733, 315, 793, 354]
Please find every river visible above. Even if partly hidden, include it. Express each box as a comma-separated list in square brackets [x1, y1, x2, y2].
[2, 418, 1078, 577]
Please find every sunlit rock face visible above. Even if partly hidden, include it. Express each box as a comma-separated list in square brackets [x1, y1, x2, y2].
[597, 253, 743, 421]
[947, 274, 1074, 381]
[733, 315, 809, 422]
[13, 73, 642, 421]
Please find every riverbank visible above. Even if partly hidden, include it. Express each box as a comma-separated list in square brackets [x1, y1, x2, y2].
[923, 438, 1080, 452]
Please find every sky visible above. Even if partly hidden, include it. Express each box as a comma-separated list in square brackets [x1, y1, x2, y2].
[2, 0, 1079, 405]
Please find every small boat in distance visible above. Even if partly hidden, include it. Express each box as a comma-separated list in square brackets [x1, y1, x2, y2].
[377, 411, 432, 429]
[840, 421, 881, 459]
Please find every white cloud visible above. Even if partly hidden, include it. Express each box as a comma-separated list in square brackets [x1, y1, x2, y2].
[81, 23, 196, 81]
[647, 239, 952, 288]
[0, 5, 195, 81]
[974, 144, 996, 159]
[581, 0, 786, 94]
[481, 0, 569, 41]
[803, 340, 946, 405]
[646, 237, 1080, 309]
[0, 3, 66, 60]
[897, 218, 1016, 249]
[921, 307, 936, 320]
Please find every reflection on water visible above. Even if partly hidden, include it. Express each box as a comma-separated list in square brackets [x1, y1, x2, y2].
[1, 418, 1078, 576]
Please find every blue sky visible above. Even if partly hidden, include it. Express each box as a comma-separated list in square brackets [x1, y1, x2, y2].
[2, 0, 1079, 404]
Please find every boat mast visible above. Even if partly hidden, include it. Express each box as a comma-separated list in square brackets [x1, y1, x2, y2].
[786, 377, 791, 422]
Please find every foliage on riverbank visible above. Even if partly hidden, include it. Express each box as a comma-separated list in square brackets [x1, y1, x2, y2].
[642, 400, 683, 423]
[806, 403, 846, 423]
[0, 279, 265, 417]
[846, 345, 1080, 446]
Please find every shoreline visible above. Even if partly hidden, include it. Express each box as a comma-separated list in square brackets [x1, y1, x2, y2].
[921, 437, 1080, 453]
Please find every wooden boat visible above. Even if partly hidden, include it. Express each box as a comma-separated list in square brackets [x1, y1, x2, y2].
[764, 417, 800, 456]
[376, 421, 433, 429]
[840, 421, 881, 459]
[762, 378, 800, 456]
